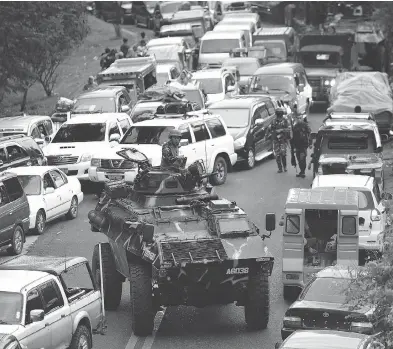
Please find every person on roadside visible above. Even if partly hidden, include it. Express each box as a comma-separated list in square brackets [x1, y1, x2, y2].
[291, 111, 312, 178]
[115, 51, 124, 60]
[120, 38, 130, 57]
[113, 2, 122, 39]
[83, 76, 98, 91]
[137, 41, 147, 57]
[100, 48, 111, 70]
[104, 49, 117, 68]
[267, 107, 290, 173]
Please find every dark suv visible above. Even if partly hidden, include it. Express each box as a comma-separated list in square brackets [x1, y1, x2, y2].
[0, 172, 29, 255]
[0, 135, 46, 172]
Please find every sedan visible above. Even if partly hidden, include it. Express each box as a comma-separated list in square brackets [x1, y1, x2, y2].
[8, 166, 83, 234]
[277, 330, 384, 349]
[281, 266, 376, 340]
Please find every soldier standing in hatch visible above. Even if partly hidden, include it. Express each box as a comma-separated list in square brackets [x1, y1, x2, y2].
[291, 112, 312, 178]
[268, 107, 290, 173]
[161, 129, 186, 170]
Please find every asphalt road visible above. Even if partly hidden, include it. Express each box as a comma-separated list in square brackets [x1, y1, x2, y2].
[0, 109, 325, 349]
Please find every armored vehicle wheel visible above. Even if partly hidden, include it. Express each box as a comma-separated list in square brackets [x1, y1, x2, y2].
[244, 267, 269, 330]
[129, 263, 155, 336]
[92, 243, 123, 310]
[283, 285, 300, 302]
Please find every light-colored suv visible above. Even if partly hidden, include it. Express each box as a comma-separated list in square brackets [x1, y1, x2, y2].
[312, 174, 390, 256]
[89, 111, 237, 185]
[43, 113, 132, 181]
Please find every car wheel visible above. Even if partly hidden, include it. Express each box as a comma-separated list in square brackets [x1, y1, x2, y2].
[210, 156, 228, 185]
[34, 210, 46, 235]
[69, 324, 91, 349]
[66, 196, 78, 220]
[7, 226, 24, 256]
[246, 148, 255, 169]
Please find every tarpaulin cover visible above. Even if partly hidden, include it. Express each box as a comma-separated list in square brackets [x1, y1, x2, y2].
[328, 72, 393, 114]
[138, 85, 186, 102]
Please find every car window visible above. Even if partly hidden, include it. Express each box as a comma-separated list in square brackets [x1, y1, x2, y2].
[61, 263, 95, 301]
[206, 119, 226, 138]
[108, 122, 121, 138]
[3, 177, 24, 202]
[36, 123, 48, 137]
[43, 173, 55, 190]
[191, 122, 210, 142]
[265, 100, 275, 116]
[299, 71, 306, 85]
[6, 145, 28, 162]
[0, 184, 10, 206]
[358, 190, 374, 210]
[49, 170, 65, 188]
[25, 288, 44, 324]
[40, 281, 64, 313]
[0, 147, 7, 163]
[178, 124, 193, 143]
[31, 127, 41, 139]
[253, 106, 268, 122]
[121, 92, 131, 104]
[44, 120, 53, 135]
[119, 118, 131, 134]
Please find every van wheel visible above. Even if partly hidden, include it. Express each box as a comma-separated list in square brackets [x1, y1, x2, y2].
[7, 226, 24, 255]
[246, 148, 255, 169]
[34, 210, 46, 235]
[210, 156, 227, 185]
[66, 196, 78, 220]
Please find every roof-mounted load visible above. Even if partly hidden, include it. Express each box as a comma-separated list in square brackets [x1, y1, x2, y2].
[229, 47, 267, 61]
[325, 112, 375, 121]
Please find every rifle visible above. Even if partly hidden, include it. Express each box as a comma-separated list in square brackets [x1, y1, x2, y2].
[289, 139, 297, 172]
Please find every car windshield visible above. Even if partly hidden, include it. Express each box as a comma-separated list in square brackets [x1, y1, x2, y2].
[224, 60, 260, 76]
[147, 46, 179, 62]
[160, 2, 182, 13]
[300, 52, 341, 67]
[194, 77, 223, 94]
[122, 126, 175, 145]
[17, 175, 41, 195]
[250, 74, 295, 94]
[72, 97, 116, 114]
[322, 132, 375, 153]
[52, 123, 106, 143]
[302, 277, 351, 303]
[210, 108, 249, 128]
[0, 291, 23, 325]
[200, 39, 240, 54]
[181, 89, 204, 108]
[132, 105, 159, 119]
[255, 41, 286, 59]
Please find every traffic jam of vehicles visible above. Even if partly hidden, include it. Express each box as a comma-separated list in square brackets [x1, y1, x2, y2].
[1, 1, 393, 349]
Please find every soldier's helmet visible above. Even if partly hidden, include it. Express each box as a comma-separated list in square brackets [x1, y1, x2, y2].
[169, 129, 182, 138]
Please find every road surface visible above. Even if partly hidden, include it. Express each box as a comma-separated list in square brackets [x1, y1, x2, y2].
[0, 110, 327, 349]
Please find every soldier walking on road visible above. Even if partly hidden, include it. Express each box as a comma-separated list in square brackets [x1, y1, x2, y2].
[268, 107, 290, 173]
[291, 113, 312, 178]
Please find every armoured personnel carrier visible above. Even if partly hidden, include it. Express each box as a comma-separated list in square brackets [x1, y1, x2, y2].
[88, 148, 275, 336]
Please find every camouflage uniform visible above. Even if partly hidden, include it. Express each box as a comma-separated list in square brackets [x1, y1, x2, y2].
[269, 116, 290, 172]
[161, 141, 180, 168]
[292, 119, 312, 177]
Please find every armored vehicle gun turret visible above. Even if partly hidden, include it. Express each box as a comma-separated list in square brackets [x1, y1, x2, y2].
[88, 148, 275, 336]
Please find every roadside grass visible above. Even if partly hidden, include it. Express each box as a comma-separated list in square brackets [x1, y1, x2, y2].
[0, 15, 142, 117]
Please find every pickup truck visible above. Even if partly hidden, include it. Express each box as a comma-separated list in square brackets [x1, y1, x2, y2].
[0, 255, 105, 349]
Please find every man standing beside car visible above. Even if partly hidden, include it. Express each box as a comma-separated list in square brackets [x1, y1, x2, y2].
[291, 113, 312, 178]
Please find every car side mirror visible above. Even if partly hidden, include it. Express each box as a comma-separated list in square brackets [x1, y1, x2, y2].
[298, 84, 304, 92]
[45, 187, 55, 195]
[180, 139, 189, 147]
[30, 309, 45, 322]
[265, 212, 276, 232]
[121, 105, 130, 112]
[110, 133, 121, 142]
[227, 85, 235, 93]
[34, 138, 45, 145]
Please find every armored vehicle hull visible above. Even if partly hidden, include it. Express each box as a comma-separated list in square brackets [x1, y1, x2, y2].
[88, 150, 274, 336]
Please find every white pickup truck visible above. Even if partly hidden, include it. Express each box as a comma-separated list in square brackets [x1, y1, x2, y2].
[0, 255, 105, 349]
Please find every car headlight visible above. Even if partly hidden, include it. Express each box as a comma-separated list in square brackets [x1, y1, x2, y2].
[91, 158, 101, 167]
[234, 136, 247, 150]
[324, 79, 336, 86]
[80, 153, 92, 162]
[283, 316, 302, 328]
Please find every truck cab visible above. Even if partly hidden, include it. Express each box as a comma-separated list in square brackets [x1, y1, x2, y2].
[280, 187, 360, 300]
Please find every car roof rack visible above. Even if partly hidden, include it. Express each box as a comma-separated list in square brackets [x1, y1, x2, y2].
[325, 112, 375, 121]
[153, 109, 211, 120]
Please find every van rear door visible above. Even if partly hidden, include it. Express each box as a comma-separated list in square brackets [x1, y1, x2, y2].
[337, 209, 359, 266]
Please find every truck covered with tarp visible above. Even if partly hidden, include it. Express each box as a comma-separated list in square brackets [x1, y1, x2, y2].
[328, 72, 393, 135]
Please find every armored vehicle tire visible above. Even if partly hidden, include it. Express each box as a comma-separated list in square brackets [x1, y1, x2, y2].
[129, 263, 155, 336]
[92, 243, 123, 310]
[69, 324, 92, 349]
[210, 156, 228, 185]
[283, 285, 300, 302]
[244, 267, 269, 330]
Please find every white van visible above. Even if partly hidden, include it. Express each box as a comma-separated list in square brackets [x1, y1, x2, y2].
[213, 21, 254, 47]
[198, 30, 247, 69]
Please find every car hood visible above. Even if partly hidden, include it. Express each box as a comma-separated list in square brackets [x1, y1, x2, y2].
[95, 144, 162, 166]
[44, 142, 111, 156]
[0, 325, 21, 336]
[305, 67, 340, 78]
[228, 127, 248, 140]
[291, 300, 370, 314]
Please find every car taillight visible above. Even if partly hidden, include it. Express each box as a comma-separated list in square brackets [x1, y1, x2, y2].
[371, 208, 381, 221]
[283, 316, 302, 328]
[350, 321, 373, 334]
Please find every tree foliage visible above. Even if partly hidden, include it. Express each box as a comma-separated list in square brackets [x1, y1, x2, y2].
[0, 2, 89, 109]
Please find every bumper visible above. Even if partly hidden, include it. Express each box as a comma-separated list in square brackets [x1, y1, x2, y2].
[359, 233, 381, 251]
[57, 162, 90, 181]
[88, 167, 137, 183]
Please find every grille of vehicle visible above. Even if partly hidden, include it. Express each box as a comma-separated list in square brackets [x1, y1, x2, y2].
[160, 239, 228, 264]
[308, 77, 321, 92]
[100, 159, 136, 169]
[47, 155, 79, 165]
[301, 309, 351, 331]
